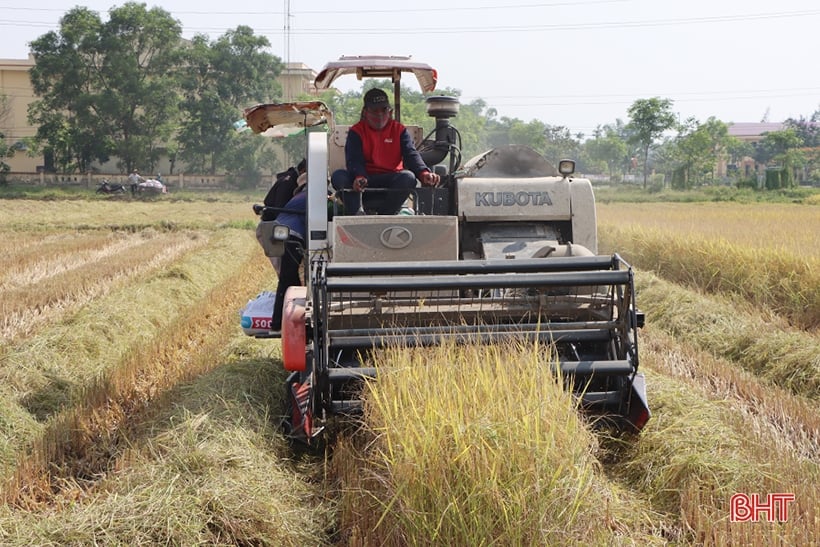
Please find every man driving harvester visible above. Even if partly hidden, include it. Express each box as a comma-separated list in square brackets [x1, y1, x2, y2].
[331, 88, 440, 215]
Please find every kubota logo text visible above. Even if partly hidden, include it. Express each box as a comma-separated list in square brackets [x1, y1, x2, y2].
[474, 191, 553, 207]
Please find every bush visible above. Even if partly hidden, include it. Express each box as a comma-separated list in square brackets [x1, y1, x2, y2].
[765, 168, 794, 189]
[734, 176, 758, 190]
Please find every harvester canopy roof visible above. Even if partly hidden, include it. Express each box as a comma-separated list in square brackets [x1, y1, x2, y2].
[243, 101, 332, 137]
[314, 56, 438, 93]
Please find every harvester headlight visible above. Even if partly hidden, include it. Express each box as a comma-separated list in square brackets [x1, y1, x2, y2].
[273, 224, 291, 241]
[558, 159, 576, 177]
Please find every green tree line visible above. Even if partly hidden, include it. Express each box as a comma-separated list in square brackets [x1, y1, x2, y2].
[23, 2, 282, 185]
[3, 2, 817, 188]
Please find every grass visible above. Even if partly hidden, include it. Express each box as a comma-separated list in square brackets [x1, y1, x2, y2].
[0, 197, 257, 231]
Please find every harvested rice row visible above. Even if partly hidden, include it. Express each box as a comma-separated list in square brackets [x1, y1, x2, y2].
[0, 199, 252, 231]
[613, 329, 820, 545]
[0, 230, 207, 342]
[0, 340, 331, 546]
[3, 229, 271, 503]
[0, 251, 331, 545]
[0, 230, 97, 268]
[642, 328, 820, 462]
[0, 231, 145, 290]
[633, 272, 820, 400]
[0, 229, 273, 474]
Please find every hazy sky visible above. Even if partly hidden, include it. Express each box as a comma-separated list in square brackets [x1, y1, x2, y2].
[1, 0, 818, 136]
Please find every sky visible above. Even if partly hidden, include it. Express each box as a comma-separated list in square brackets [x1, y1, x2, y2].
[1, 0, 818, 137]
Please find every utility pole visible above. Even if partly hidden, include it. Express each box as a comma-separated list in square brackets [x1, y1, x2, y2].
[283, 0, 291, 100]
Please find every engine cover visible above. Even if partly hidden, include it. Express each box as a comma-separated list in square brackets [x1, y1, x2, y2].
[331, 216, 459, 263]
[457, 177, 572, 221]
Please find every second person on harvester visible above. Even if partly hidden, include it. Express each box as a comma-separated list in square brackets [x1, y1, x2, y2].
[331, 88, 440, 215]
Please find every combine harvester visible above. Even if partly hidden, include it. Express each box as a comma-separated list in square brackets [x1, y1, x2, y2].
[245, 56, 650, 443]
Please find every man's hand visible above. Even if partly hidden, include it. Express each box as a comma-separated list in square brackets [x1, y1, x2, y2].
[353, 176, 368, 192]
[420, 170, 440, 186]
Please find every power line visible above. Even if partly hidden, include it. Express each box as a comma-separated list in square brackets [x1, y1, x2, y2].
[294, 0, 626, 15]
[0, 0, 623, 16]
[1, 8, 818, 36]
[466, 87, 820, 102]
[282, 10, 820, 34]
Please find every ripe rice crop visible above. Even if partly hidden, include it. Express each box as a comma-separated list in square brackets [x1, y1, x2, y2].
[330, 341, 662, 545]
[598, 202, 820, 331]
[598, 202, 820, 257]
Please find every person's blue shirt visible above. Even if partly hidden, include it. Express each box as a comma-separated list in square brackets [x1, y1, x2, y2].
[275, 189, 306, 238]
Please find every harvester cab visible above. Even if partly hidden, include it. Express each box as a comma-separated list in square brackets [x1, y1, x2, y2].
[244, 55, 649, 443]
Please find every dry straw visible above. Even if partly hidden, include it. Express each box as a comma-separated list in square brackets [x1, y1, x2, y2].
[0, 230, 268, 498]
[0, 230, 206, 342]
[634, 272, 820, 400]
[622, 328, 820, 545]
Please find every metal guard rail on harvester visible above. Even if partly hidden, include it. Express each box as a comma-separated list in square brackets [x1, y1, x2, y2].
[301, 253, 649, 435]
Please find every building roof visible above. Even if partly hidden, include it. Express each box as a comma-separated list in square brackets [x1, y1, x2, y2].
[727, 122, 786, 138]
[0, 55, 35, 70]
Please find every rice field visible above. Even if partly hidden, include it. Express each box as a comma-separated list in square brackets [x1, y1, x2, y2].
[0, 195, 817, 545]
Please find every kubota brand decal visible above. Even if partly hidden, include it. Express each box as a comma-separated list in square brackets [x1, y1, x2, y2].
[474, 191, 553, 207]
[380, 226, 413, 249]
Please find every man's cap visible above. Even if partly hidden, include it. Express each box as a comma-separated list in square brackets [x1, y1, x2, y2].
[363, 88, 390, 109]
[297, 158, 307, 172]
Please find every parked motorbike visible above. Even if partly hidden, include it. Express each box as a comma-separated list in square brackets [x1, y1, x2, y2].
[96, 179, 126, 194]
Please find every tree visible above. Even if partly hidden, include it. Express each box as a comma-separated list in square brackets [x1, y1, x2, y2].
[177, 26, 282, 177]
[0, 93, 11, 182]
[0, 131, 10, 183]
[754, 128, 804, 188]
[28, 3, 184, 173]
[27, 8, 110, 173]
[508, 118, 548, 151]
[542, 125, 582, 167]
[785, 110, 819, 147]
[626, 97, 677, 188]
[785, 109, 820, 183]
[0, 92, 10, 128]
[669, 116, 731, 188]
[585, 125, 628, 180]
